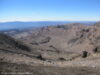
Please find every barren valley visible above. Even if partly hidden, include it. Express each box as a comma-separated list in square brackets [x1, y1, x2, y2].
[0, 22, 100, 75]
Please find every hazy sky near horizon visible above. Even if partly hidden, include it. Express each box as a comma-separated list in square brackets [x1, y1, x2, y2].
[0, 0, 100, 22]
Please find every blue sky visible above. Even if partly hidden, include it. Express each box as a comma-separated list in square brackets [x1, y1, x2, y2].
[0, 0, 100, 22]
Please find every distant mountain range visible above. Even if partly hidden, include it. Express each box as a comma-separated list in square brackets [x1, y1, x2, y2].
[0, 22, 100, 62]
[0, 21, 96, 30]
